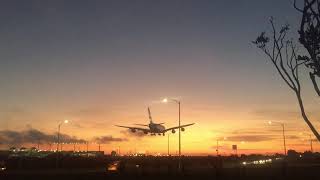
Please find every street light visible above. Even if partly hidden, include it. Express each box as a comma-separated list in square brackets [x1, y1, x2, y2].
[299, 132, 313, 152]
[162, 98, 181, 168]
[56, 120, 69, 168]
[268, 121, 287, 155]
[57, 120, 69, 151]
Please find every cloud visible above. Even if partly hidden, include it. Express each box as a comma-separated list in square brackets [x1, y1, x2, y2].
[229, 128, 302, 137]
[218, 127, 307, 144]
[230, 129, 268, 135]
[225, 135, 276, 142]
[211, 144, 230, 150]
[0, 128, 86, 145]
[286, 135, 300, 140]
[120, 129, 148, 139]
[252, 109, 300, 120]
[92, 135, 127, 144]
[252, 109, 320, 122]
[69, 107, 107, 117]
[56, 133, 86, 144]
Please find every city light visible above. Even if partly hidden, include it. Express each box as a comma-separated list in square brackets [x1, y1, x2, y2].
[241, 159, 273, 166]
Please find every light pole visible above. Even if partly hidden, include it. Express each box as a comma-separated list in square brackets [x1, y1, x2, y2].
[216, 137, 226, 156]
[268, 121, 287, 155]
[56, 119, 69, 168]
[216, 139, 219, 156]
[167, 134, 170, 156]
[309, 134, 313, 153]
[57, 120, 69, 152]
[300, 132, 313, 152]
[86, 141, 89, 157]
[162, 98, 181, 168]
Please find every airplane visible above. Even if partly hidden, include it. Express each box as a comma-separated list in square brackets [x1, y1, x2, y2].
[115, 107, 194, 136]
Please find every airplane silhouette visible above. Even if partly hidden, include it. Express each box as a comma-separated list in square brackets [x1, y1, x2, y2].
[116, 107, 194, 136]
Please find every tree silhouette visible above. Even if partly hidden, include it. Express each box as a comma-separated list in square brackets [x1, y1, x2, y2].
[294, 0, 320, 97]
[252, 17, 320, 142]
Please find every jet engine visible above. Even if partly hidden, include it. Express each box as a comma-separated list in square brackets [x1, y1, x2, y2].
[181, 127, 185, 131]
[143, 131, 148, 134]
[172, 129, 176, 133]
[131, 129, 136, 133]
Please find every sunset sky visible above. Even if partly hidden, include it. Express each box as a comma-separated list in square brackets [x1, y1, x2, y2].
[0, 0, 320, 155]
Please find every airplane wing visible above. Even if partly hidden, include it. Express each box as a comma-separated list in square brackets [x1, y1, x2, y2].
[164, 123, 195, 132]
[115, 125, 150, 132]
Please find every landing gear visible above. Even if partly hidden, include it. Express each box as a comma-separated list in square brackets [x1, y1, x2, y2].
[163, 133, 165, 136]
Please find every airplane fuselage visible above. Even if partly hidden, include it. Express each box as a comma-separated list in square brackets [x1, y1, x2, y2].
[149, 123, 165, 133]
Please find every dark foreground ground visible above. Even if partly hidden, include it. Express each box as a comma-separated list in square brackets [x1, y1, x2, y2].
[0, 167, 320, 180]
[1, 154, 320, 180]
[1, 164, 320, 180]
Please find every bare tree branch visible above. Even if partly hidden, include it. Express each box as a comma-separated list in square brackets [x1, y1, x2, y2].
[252, 17, 320, 142]
[310, 72, 320, 96]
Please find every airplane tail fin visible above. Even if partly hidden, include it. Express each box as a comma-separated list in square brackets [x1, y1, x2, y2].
[148, 107, 153, 123]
